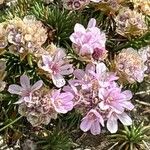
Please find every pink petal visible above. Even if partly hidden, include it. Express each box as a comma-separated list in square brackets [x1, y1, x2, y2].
[52, 74, 66, 88]
[80, 117, 92, 132]
[122, 90, 133, 100]
[90, 120, 101, 135]
[117, 112, 132, 126]
[121, 101, 134, 110]
[59, 64, 73, 75]
[8, 84, 23, 95]
[107, 114, 118, 133]
[20, 75, 30, 89]
[31, 80, 43, 92]
[73, 69, 85, 80]
[42, 55, 52, 65]
[54, 48, 66, 62]
[87, 18, 96, 28]
[80, 44, 93, 55]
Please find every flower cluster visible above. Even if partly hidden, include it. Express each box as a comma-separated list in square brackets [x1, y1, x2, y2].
[38, 45, 74, 88]
[115, 48, 148, 83]
[64, 62, 134, 135]
[63, 0, 101, 10]
[0, 15, 47, 57]
[70, 18, 107, 62]
[4, 16, 150, 136]
[115, 8, 147, 38]
[8, 75, 74, 126]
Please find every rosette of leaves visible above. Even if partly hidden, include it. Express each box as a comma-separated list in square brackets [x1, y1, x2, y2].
[108, 122, 150, 150]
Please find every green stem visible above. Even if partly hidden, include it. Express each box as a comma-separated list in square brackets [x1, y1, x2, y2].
[0, 116, 23, 132]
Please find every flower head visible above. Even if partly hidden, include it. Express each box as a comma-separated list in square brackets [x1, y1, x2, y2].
[63, 0, 101, 10]
[50, 89, 74, 114]
[39, 48, 73, 88]
[80, 109, 104, 135]
[115, 48, 147, 83]
[70, 18, 107, 62]
[115, 8, 147, 38]
[8, 75, 43, 104]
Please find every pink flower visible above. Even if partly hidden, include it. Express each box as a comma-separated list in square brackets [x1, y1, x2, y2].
[40, 48, 73, 88]
[70, 18, 107, 61]
[98, 87, 134, 113]
[80, 109, 104, 135]
[107, 111, 132, 133]
[8, 75, 43, 104]
[51, 89, 74, 114]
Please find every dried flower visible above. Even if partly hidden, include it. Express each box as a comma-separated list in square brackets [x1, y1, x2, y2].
[115, 48, 147, 83]
[70, 18, 107, 62]
[95, 0, 123, 14]
[0, 24, 8, 52]
[5, 16, 47, 57]
[132, 0, 150, 15]
[63, 0, 101, 10]
[0, 0, 4, 5]
[138, 46, 150, 74]
[39, 47, 73, 88]
[115, 8, 147, 38]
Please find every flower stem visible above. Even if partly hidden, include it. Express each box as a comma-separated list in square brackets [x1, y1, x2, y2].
[0, 116, 23, 132]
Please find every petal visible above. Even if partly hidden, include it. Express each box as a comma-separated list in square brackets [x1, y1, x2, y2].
[90, 120, 101, 135]
[121, 101, 134, 110]
[59, 64, 73, 75]
[117, 112, 132, 126]
[122, 90, 133, 100]
[52, 74, 66, 88]
[31, 80, 43, 92]
[8, 84, 23, 95]
[107, 114, 118, 133]
[73, 69, 85, 80]
[87, 18, 96, 28]
[80, 44, 93, 55]
[96, 62, 107, 75]
[54, 48, 66, 62]
[42, 55, 52, 65]
[85, 63, 95, 73]
[74, 23, 86, 33]
[20, 75, 30, 89]
[80, 117, 92, 132]
[98, 101, 109, 111]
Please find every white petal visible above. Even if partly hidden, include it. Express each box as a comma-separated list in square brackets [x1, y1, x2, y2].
[107, 114, 118, 133]
[52, 74, 66, 88]
[96, 62, 107, 75]
[74, 23, 86, 33]
[117, 112, 132, 126]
